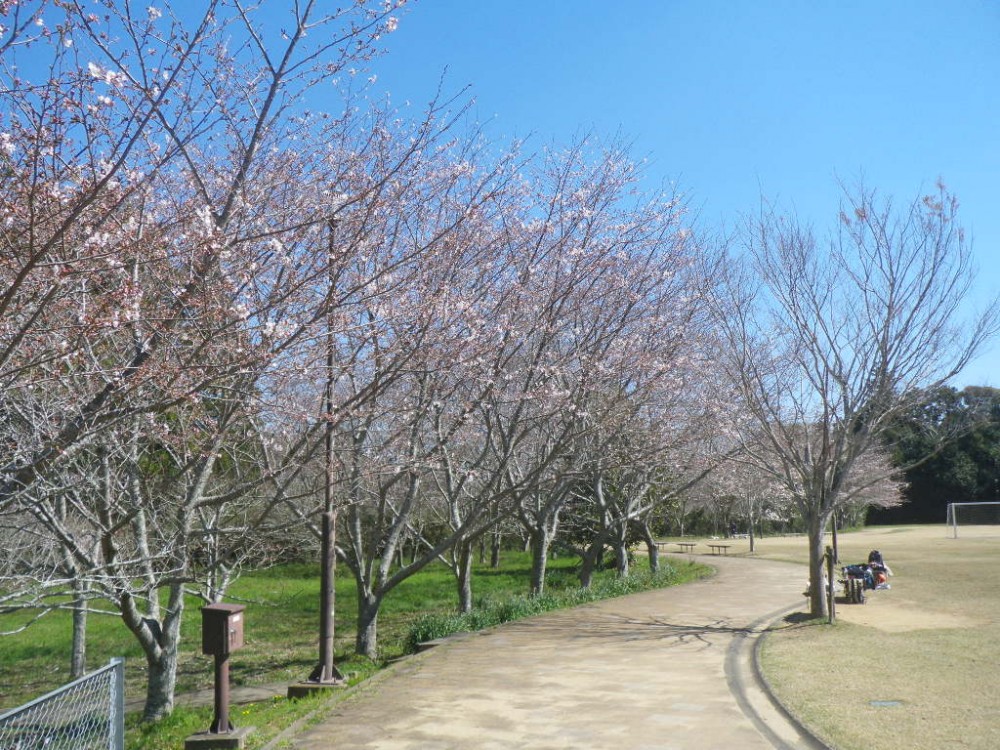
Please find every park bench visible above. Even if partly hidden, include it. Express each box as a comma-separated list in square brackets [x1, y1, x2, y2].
[840, 576, 866, 604]
[653, 541, 696, 553]
[839, 564, 870, 604]
[706, 543, 731, 555]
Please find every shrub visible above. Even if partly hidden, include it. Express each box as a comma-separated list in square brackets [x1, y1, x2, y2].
[403, 563, 681, 653]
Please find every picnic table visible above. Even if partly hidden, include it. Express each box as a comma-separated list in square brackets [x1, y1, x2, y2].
[706, 543, 731, 555]
[653, 541, 697, 553]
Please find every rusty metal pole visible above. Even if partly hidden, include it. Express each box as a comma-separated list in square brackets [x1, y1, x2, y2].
[309, 217, 344, 684]
[310, 511, 343, 682]
[210, 653, 233, 733]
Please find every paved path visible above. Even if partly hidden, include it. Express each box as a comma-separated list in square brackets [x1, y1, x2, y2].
[287, 555, 828, 750]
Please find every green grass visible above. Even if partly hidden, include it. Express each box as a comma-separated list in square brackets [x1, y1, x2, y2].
[124, 692, 334, 750]
[0, 551, 709, 750]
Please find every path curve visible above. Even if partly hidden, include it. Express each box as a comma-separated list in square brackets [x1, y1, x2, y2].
[288, 555, 828, 750]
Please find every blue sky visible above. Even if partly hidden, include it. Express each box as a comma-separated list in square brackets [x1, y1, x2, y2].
[366, 0, 1000, 387]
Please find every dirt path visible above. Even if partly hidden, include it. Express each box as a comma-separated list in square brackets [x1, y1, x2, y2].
[286, 555, 827, 750]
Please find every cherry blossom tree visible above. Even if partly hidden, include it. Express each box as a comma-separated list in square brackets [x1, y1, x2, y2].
[0, 0, 431, 720]
[696, 447, 794, 553]
[567, 400, 723, 585]
[327, 135, 716, 648]
[479, 138, 716, 595]
[300, 131, 526, 657]
[714, 182, 998, 617]
[0, 0, 412, 508]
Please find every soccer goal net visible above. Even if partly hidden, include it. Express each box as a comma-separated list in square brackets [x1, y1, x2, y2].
[946, 502, 1000, 538]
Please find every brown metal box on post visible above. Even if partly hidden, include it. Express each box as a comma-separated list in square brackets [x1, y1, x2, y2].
[202, 603, 245, 655]
[187, 603, 252, 749]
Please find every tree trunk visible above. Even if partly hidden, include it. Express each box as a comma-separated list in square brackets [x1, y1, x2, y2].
[355, 592, 381, 658]
[579, 549, 597, 589]
[143, 642, 178, 722]
[528, 529, 551, 595]
[456, 541, 474, 614]
[490, 530, 501, 569]
[579, 537, 605, 589]
[807, 511, 828, 618]
[579, 519, 613, 588]
[70, 591, 87, 679]
[613, 521, 630, 578]
[124, 608, 181, 722]
[635, 520, 659, 574]
[614, 540, 629, 578]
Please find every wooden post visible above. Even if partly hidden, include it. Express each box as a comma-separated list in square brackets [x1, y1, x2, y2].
[826, 545, 836, 625]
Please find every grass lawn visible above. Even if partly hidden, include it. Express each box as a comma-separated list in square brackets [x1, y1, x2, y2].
[0, 551, 709, 750]
[746, 525, 1000, 750]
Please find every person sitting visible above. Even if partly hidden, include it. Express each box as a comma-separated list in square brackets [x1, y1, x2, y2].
[867, 550, 893, 588]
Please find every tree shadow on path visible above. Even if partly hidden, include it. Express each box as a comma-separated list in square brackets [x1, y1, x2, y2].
[497, 611, 760, 652]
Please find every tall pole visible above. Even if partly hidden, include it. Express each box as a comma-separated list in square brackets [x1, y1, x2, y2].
[310, 217, 344, 684]
[825, 545, 836, 625]
[831, 511, 839, 564]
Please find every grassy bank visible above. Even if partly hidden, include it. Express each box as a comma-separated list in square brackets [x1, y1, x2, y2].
[751, 525, 1000, 750]
[0, 551, 709, 749]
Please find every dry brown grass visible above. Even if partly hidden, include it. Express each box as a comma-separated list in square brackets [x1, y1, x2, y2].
[751, 525, 1000, 750]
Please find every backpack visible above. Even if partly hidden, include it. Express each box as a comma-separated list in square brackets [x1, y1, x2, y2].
[844, 564, 866, 579]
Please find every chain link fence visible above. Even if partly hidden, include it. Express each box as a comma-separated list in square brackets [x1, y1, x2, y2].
[0, 658, 124, 750]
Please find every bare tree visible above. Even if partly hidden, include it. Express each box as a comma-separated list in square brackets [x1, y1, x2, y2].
[715, 181, 997, 617]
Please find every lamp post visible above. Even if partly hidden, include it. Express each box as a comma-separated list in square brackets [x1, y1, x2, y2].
[311, 217, 345, 685]
[290, 217, 344, 698]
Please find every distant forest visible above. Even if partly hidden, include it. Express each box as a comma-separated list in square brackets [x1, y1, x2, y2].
[870, 386, 1000, 524]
